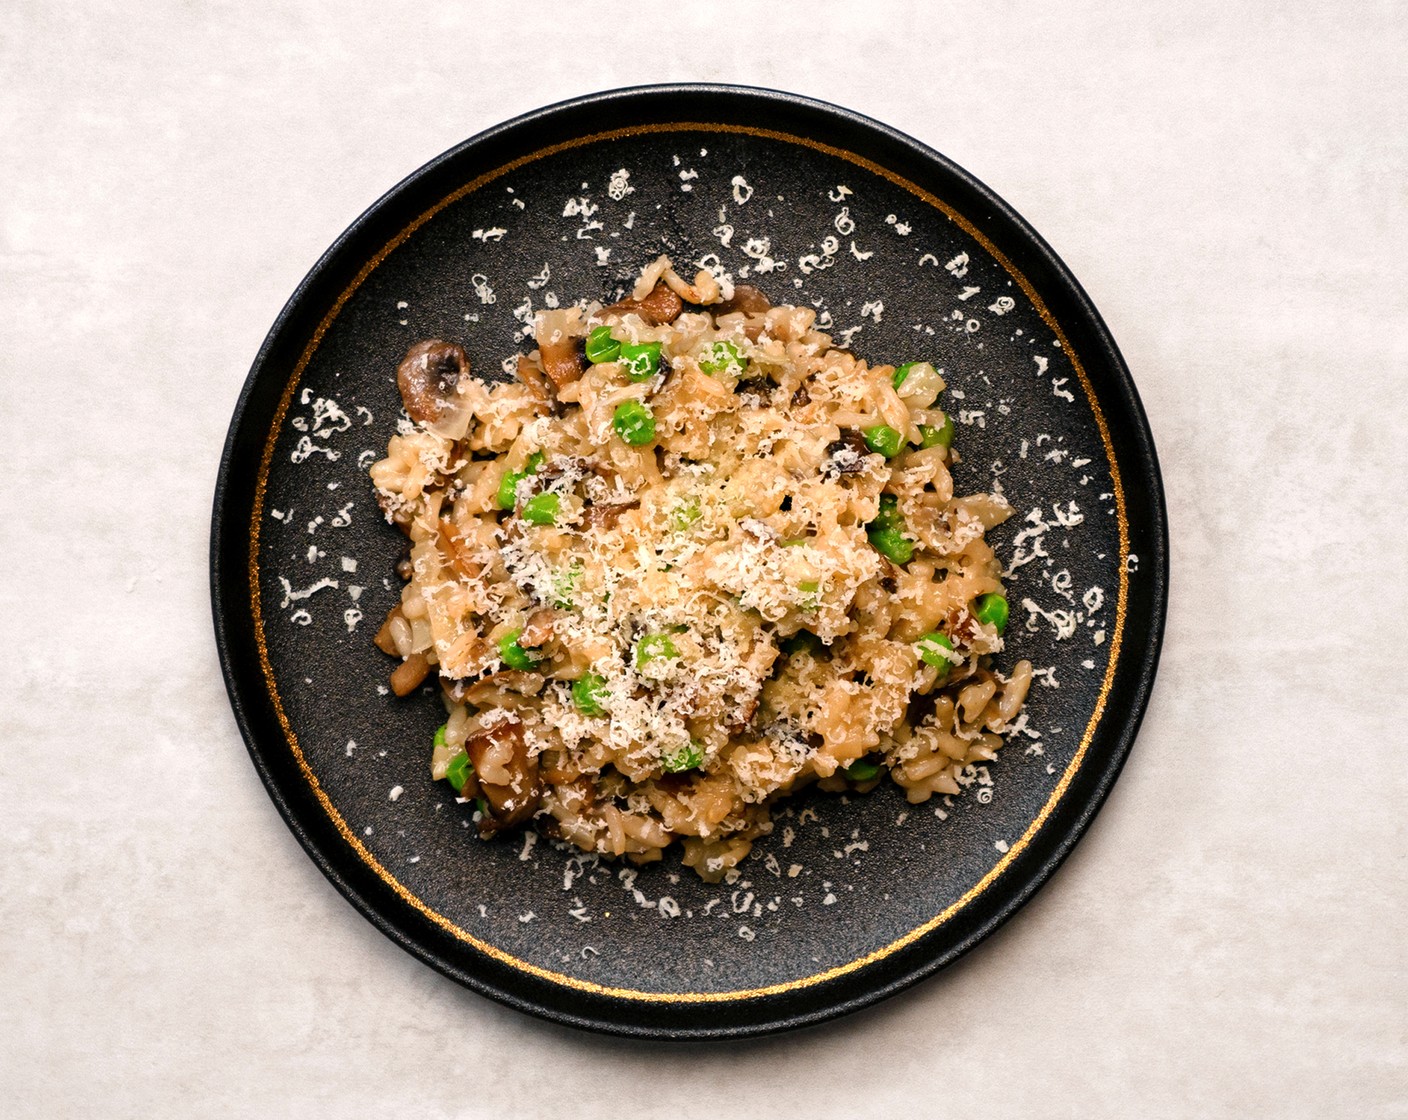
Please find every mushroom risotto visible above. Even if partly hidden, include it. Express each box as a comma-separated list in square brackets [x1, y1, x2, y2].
[369, 257, 1032, 880]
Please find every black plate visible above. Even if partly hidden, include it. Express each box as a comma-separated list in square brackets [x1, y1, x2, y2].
[211, 84, 1166, 1039]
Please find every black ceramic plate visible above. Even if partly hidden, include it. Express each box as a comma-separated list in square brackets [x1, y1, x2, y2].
[211, 85, 1166, 1039]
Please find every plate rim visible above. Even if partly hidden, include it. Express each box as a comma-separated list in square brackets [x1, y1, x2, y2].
[211, 81, 1169, 1039]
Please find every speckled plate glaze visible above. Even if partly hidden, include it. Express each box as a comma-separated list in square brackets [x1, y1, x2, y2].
[211, 85, 1167, 1039]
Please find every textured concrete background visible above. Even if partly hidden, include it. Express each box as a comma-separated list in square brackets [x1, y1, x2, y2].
[2, 2, 1405, 1117]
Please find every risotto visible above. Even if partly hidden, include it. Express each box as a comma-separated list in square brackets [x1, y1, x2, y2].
[369, 256, 1032, 880]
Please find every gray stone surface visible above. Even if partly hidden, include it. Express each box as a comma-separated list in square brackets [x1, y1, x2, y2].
[2, 3, 1404, 1116]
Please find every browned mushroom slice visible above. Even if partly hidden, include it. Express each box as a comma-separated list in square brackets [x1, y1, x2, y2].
[456, 670, 546, 707]
[455, 766, 483, 802]
[389, 652, 430, 696]
[396, 339, 469, 425]
[538, 335, 584, 391]
[735, 375, 773, 406]
[464, 718, 542, 835]
[603, 281, 684, 325]
[533, 455, 583, 484]
[726, 694, 760, 732]
[514, 353, 552, 406]
[518, 609, 556, 649]
[944, 606, 984, 648]
[373, 605, 404, 656]
[579, 498, 640, 530]
[822, 430, 873, 476]
[714, 283, 771, 315]
[636, 281, 685, 323]
[437, 518, 481, 581]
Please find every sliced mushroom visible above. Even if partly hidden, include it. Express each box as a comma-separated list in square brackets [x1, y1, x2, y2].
[603, 281, 684, 325]
[538, 336, 584, 392]
[373, 606, 403, 656]
[944, 606, 983, 648]
[638, 282, 685, 323]
[822, 430, 873, 476]
[438, 518, 481, 581]
[534, 455, 584, 483]
[579, 498, 640, 530]
[514, 353, 553, 407]
[518, 609, 556, 649]
[389, 652, 430, 696]
[530, 308, 585, 397]
[735, 375, 773, 406]
[396, 340, 469, 426]
[456, 670, 545, 707]
[465, 718, 542, 835]
[455, 766, 483, 802]
[714, 284, 771, 315]
[726, 694, 760, 733]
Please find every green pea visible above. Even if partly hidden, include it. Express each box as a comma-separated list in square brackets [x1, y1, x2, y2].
[661, 741, 704, 773]
[873, 493, 902, 530]
[571, 671, 609, 715]
[613, 400, 656, 446]
[634, 633, 679, 667]
[917, 632, 957, 680]
[798, 579, 821, 611]
[867, 494, 913, 564]
[975, 593, 1009, 634]
[496, 452, 544, 510]
[699, 340, 745, 376]
[862, 424, 903, 458]
[619, 340, 663, 382]
[671, 497, 702, 531]
[872, 493, 902, 532]
[496, 469, 526, 511]
[433, 723, 447, 748]
[497, 628, 539, 671]
[551, 561, 582, 609]
[521, 492, 560, 526]
[918, 414, 955, 449]
[842, 759, 881, 782]
[585, 325, 621, 364]
[445, 751, 471, 792]
[868, 526, 914, 565]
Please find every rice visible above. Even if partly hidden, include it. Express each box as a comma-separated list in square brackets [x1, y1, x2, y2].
[368, 256, 1030, 880]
